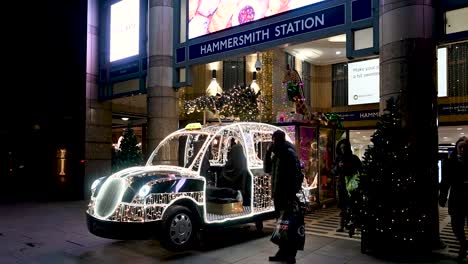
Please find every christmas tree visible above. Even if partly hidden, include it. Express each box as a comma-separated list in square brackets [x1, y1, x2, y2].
[359, 97, 430, 254]
[112, 124, 143, 172]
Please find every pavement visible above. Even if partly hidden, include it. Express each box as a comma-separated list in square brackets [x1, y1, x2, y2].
[0, 200, 465, 264]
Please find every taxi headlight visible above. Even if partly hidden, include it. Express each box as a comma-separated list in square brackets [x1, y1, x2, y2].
[91, 178, 104, 190]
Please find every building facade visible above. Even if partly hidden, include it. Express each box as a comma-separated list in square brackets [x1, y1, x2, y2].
[2, 0, 467, 249]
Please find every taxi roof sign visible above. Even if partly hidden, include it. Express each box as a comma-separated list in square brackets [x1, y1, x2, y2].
[185, 123, 202, 130]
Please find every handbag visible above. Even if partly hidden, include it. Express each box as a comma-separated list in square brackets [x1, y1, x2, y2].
[345, 172, 360, 196]
[270, 199, 306, 250]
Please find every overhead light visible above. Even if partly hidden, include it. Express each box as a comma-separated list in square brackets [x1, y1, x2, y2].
[255, 52, 262, 71]
[121, 117, 129, 121]
[461, 132, 465, 135]
[206, 69, 222, 96]
[457, 127, 463, 130]
[336, 51, 342, 55]
[250, 71, 260, 94]
[327, 34, 346, 42]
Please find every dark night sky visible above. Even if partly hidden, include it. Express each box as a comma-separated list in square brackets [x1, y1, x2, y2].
[1, 0, 88, 201]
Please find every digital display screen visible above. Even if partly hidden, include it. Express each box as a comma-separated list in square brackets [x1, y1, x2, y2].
[348, 58, 380, 105]
[188, 0, 327, 39]
[110, 0, 140, 62]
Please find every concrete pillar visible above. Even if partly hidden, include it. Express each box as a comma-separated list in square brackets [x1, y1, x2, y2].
[85, 0, 112, 197]
[147, 0, 178, 155]
[379, 0, 439, 250]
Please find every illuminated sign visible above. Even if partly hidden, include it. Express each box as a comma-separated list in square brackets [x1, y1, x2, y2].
[189, 0, 328, 39]
[348, 58, 380, 105]
[189, 4, 345, 60]
[110, 0, 140, 62]
[437, 47, 447, 97]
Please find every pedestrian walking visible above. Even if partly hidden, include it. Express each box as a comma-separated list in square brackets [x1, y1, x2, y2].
[332, 139, 362, 234]
[264, 130, 304, 264]
[439, 136, 468, 262]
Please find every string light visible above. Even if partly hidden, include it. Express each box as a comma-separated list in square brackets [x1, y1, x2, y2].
[359, 97, 430, 251]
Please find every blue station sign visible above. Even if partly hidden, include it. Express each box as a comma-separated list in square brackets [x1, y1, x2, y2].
[188, 4, 345, 61]
[336, 109, 380, 121]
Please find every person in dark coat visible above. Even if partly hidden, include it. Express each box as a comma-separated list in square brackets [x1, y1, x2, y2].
[264, 130, 301, 264]
[219, 142, 248, 199]
[332, 139, 362, 233]
[439, 136, 468, 261]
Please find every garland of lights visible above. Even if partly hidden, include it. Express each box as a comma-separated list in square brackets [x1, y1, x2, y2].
[184, 85, 261, 121]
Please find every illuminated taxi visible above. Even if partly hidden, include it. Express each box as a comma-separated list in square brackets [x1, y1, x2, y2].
[87, 122, 293, 251]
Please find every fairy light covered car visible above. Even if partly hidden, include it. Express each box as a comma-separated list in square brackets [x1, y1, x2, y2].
[87, 122, 293, 250]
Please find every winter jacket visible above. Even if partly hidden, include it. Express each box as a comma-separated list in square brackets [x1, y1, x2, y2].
[440, 155, 468, 216]
[332, 154, 362, 209]
[219, 144, 248, 196]
[264, 141, 299, 212]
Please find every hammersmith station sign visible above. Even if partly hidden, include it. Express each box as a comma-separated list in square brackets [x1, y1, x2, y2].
[188, 4, 345, 61]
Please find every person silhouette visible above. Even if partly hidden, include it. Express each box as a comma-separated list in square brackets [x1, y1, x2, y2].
[439, 136, 468, 262]
[332, 139, 362, 233]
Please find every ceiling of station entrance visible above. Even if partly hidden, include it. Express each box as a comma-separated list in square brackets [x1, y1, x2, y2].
[283, 34, 347, 65]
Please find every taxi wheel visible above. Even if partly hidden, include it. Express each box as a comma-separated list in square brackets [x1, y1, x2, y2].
[161, 205, 197, 251]
[255, 220, 263, 232]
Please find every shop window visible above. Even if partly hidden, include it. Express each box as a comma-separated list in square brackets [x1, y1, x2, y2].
[180, 0, 187, 43]
[447, 42, 468, 97]
[445, 7, 468, 35]
[318, 128, 335, 204]
[332, 63, 348, 106]
[286, 53, 296, 69]
[354, 27, 373, 50]
[223, 57, 246, 90]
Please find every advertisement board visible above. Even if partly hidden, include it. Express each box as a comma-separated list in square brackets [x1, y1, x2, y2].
[348, 58, 380, 105]
[110, 0, 140, 62]
[188, 0, 327, 39]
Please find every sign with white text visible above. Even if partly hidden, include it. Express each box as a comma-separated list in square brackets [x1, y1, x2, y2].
[189, 4, 345, 60]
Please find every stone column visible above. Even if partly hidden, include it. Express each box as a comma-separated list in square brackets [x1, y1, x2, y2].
[147, 0, 178, 155]
[379, 0, 439, 249]
[85, 0, 113, 197]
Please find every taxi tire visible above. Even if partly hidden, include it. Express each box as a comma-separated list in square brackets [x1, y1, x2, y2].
[255, 220, 264, 232]
[160, 205, 198, 251]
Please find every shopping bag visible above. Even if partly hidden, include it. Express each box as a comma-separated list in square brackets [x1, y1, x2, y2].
[270, 200, 306, 250]
[345, 173, 360, 196]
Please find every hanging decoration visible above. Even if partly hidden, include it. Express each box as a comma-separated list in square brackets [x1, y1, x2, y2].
[286, 82, 301, 101]
[282, 64, 310, 118]
[184, 84, 261, 122]
[323, 113, 343, 128]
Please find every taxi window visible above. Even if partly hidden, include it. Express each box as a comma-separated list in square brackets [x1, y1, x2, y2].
[252, 132, 273, 167]
[149, 133, 208, 168]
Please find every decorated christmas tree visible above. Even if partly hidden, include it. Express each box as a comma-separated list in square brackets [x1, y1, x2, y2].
[112, 124, 143, 172]
[359, 97, 431, 253]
